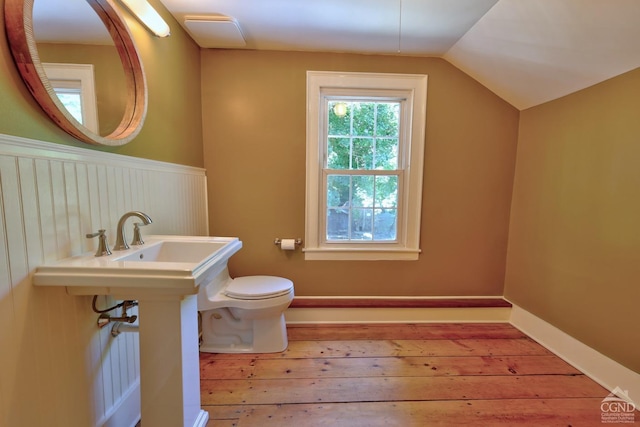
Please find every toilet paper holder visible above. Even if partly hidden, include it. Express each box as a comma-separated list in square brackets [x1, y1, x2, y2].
[274, 238, 303, 247]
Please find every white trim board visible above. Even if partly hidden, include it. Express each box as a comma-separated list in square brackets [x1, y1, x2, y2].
[0, 133, 205, 174]
[509, 303, 640, 406]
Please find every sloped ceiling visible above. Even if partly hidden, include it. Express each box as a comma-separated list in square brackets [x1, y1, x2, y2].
[158, 0, 640, 110]
[444, 0, 640, 109]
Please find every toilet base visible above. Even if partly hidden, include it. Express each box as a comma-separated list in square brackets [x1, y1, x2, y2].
[199, 309, 289, 354]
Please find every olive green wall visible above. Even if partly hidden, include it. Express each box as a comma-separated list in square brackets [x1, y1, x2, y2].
[0, 0, 203, 167]
[201, 50, 520, 297]
[505, 67, 640, 373]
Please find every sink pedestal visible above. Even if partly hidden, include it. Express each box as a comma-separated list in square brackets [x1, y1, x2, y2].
[32, 236, 244, 427]
[137, 295, 207, 427]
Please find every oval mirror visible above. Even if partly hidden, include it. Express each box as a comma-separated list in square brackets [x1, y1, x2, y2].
[4, 0, 147, 146]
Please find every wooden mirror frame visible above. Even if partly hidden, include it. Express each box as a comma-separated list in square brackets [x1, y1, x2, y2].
[4, 0, 147, 146]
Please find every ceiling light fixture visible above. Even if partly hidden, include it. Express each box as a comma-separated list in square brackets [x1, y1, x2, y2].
[119, 0, 171, 37]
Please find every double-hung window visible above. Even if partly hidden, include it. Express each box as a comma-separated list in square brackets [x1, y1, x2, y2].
[305, 71, 427, 260]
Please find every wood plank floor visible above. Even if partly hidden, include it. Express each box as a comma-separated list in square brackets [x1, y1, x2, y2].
[200, 323, 633, 426]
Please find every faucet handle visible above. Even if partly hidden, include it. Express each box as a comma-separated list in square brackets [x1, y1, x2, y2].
[86, 229, 112, 257]
[131, 223, 147, 246]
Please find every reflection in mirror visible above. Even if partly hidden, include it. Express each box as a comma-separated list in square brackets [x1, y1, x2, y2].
[33, 0, 127, 137]
[4, 0, 147, 146]
[42, 63, 99, 133]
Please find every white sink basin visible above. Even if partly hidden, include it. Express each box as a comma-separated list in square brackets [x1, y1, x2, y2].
[33, 235, 242, 298]
[115, 240, 231, 263]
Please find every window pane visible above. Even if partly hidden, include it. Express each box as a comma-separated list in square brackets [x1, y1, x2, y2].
[374, 138, 398, 170]
[327, 137, 350, 169]
[352, 103, 374, 136]
[327, 100, 401, 171]
[327, 175, 350, 208]
[373, 209, 397, 240]
[324, 99, 403, 243]
[328, 101, 351, 135]
[55, 91, 84, 124]
[327, 208, 349, 240]
[326, 173, 398, 242]
[351, 208, 373, 240]
[352, 138, 373, 169]
[352, 175, 374, 207]
[375, 175, 398, 208]
[375, 103, 399, 137]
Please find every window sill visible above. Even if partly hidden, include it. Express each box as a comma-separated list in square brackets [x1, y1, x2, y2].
[303, 247, 420, 261]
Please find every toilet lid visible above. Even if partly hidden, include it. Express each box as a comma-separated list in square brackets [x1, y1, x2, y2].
[224, 276, 293, 300]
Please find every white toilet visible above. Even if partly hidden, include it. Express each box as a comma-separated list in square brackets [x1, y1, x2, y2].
[197, 267, 294, 353]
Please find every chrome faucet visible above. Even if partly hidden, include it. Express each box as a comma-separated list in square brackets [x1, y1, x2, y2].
[114, 211, 153, 250]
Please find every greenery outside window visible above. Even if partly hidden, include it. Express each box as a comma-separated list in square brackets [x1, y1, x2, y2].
[305, 71, 428, 260]
[326, 99, 400, 242]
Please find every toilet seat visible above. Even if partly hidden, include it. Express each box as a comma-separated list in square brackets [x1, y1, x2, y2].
[224, 276, 293, 300]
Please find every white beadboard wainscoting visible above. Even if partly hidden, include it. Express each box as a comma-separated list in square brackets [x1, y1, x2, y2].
[0, 134, 208, 427]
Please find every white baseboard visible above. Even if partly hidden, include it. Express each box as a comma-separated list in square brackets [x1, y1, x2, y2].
[193, 410, 210, 427]
[509, 303, 639, 404]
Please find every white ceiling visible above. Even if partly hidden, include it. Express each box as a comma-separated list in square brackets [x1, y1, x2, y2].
[32, 0, 640, 110]
[33, 0, 111, 45]
[159, 0, 640, 110]
[444, 0, 640, 109]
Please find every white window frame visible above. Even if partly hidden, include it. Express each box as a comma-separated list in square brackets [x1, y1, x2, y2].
[43, 63, 99, 133]
[305, 71, 427, 261]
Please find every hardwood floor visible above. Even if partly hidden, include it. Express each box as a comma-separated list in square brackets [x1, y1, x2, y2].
[200, 323, 630, 426]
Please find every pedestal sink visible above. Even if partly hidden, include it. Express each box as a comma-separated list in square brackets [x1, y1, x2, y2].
[33, 235, 243, 427]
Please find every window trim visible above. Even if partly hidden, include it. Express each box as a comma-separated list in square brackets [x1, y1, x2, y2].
[42, 63, 99, 133]
[305, 71, 427, 261]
